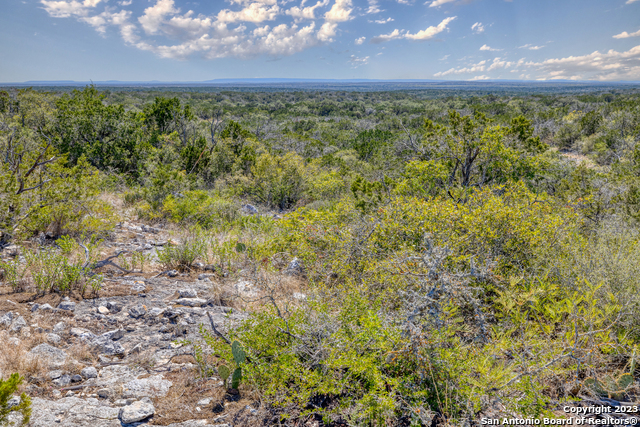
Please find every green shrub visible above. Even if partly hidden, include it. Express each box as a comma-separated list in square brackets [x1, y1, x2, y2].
[24, 235, 103, 295]
[249, 152, 306, 210]
[158, 231, 206, 271]
[0, 258, 30, 292]
[0, 373, 31, 427]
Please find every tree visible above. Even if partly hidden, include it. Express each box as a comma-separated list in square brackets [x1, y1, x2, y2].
[0, 90, 108, 241]
[55, 86, 146, 177]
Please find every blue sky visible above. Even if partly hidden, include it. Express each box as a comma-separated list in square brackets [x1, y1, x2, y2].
[1, 0, 639, 82]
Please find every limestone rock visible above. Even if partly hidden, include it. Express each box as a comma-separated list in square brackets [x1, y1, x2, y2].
[58, 298, 76, 311]
[284, 257, 305, 276]
[9, 316, 27, 333]
[81, 366, 98, 379]
[29, 344, 68, 368]
[47, 333, 62, 344]
[27, 397, 120, 427]
[0, 312, 14, 327]
[122, 375, 172, 398]
[128, 304, 146, 318]
[179, 289, 198, 298]
[173, 298, 208, 307]
[119, 399, 155, 423]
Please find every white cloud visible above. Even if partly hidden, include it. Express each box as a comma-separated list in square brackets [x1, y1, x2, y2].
[405, 16, 455, 40]
[614, 28, 640, 39]
[40, 0, 103, 18]
[366, 0, 381, 13]
[355, 36, 366, 45]
[626, 0, 639, 4]
[434, 59, 486, 76]
[371, 16, 455, 43]
[139, 0, 178, 34]
[471, 22, 484, 34]
[218, 3, 280, 23]
[370, 17, 394, 24]
[487, 57, 513, 71]
[370, 28, 402, 43]
[286, 0, 328, 22]
[317, 21, 338, 41]
[349, 55, 369, 67]
[324, 0, 352, 22]
[519, 43, 544, 50]
[525, 45, 640, 81]
[428, 0, 456, 7]
[479, 44, 501, 51]
[41, 0, 353, 60]
[439, 54, 450, 60]
[469, 75, 489, 80]
[118, 0, 132, 5]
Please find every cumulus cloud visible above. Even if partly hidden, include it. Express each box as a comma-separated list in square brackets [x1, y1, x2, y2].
[39, 0, 355, 60]
[614, 28, 640, 39]
[370, 28, 402, 43]
[324, 0, 352, 22]
[286, 0, 328, 22]
[317, 21, 337, 41]
[139, 0, 178, 34]
[626, 0, 639, 4]
[487, 57, 513, 71]
[371, 16, 455, 43]
[479, 44, 501, 51]
[40, 0, 103, 18]
[405, 16, 455, 40]
[428, 0, 456, 7]
[218, 3, 280, 23]
[355, 36, 366, 45]
[526, 45, 640, 81]
[471, 22, 484, 34]
[469, 75, 489, 80]
[434, 59, 487, 76]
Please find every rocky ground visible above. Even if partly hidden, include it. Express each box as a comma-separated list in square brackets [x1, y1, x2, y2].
[0, 220, 293, 427]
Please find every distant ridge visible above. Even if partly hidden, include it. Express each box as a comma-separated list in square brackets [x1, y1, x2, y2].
[4, 78, 639, 86]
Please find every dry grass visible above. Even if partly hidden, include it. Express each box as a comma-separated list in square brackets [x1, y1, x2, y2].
[149, 368, 226, 425]
[0, 330, 49, 389]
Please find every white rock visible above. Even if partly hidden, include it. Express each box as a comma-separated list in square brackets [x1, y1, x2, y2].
[46, 333, 62, 344]
[173, 298, 208, 307]
[28, 344, 68, 369]
[9, 316, 27, 333]
[119, 400, 155, 423]
[81, 366, 98, 379]
[53, 321, 66, 334]
[122, 375, 172, 398]
[178, 289, 198, 298]
[197, 397, 212, 406]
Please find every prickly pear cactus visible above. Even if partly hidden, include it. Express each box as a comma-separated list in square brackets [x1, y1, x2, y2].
[584, 373, 635, 400]
[231, 367, 242, 390]
[218, 365, 230, 382]
[232, 341, 246, 365]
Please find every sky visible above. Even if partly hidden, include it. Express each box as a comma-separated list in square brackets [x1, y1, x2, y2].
[1, 0, 639, 82]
